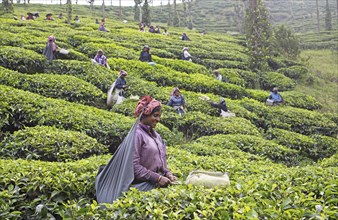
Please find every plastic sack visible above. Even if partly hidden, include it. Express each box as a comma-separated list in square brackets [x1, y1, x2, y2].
[266, 99, 274, 106]
[107, 82, 124, 107]
[59, 48, 69, 55]
[95, 117, 140, 204]
[185, 170, 230, 188]
[220, 110, 236, 118]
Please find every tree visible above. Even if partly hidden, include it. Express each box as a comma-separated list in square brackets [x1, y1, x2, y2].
[316, 0, 320, 32]
[234, 0, 245, 33]
[88, 0, 94, 14]
[102, 0, 106, 18]
[167, 0, 173, 26]
[1, 0, 14, 14]
[245, 0, 272, 71]
[325, 0, 332, 31]
[119, 0, 122, 17]
[187, 0, 193, 29]
[272, 25, 300, 59]
[142, 0, 151, 25]
[173, 0, 180, 27]
[67, 0, 72, 24]
[134, 0, 143, 22]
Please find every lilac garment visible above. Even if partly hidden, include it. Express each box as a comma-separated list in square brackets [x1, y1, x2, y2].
[94, 54, 107, 66]
[98, 25, 107, 32]
[133, 123, 172, 184]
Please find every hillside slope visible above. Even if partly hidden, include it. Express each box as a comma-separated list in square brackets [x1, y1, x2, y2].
[0, 5, 337, 219]
[148, 0, 338, 33]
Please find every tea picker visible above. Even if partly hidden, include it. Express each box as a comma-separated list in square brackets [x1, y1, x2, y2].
[107, 70, 129, 108]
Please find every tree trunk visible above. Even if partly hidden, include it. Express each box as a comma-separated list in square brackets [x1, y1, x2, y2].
[336, 0, 338, 20]
[119, 0, 122, 17]
[67, 0, 72, 24]
[102, 0, 105, 18]
[316, 0, 320, 32]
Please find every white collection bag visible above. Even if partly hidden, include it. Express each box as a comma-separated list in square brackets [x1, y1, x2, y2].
[220, 110, 236, 118]
[266, 98, 274, 106]
[185, 170, 230, 188]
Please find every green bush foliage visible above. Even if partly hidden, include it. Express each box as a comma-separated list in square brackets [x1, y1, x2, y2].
[0, 155, 110, 219]
[153, 57, 209, 75]
[277, 66, 308, 80]
[281, 91, 322, 110]
[310, 135, 338, 160]
[259, 71, 296, 91]
[0, 126, 107, 162]
[109, 58, 249, 99]
[0, 46, 45, 73]
[0, 11, 337, 220]
[0, 66, 106, 108]
[319, 153, 338, 167]
[266, 128, 338, 160]
[247, 89, 322, 110]
[196, 134, 309, 166]
[0, 85, 174, 150]
[238, 98, 337, 136]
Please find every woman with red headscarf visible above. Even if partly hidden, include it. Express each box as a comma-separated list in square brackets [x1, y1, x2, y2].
[42, 35, 58, 60]
[132, 96, 176, 190]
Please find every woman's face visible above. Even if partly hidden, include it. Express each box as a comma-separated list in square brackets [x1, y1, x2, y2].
[174, 90, 180, 97]
[142, 111, 161, 128]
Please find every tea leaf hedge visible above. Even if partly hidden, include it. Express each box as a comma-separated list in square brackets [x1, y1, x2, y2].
[0, 11, 337, 219]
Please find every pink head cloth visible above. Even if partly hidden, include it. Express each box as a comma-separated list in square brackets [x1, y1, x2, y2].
[48, 35, 55, 42]
[134, 96, 161, 117]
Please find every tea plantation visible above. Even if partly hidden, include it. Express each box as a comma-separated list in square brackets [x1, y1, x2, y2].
[0, 8, 337, 220]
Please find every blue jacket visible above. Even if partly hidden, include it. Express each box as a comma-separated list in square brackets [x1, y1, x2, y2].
[269, 92, 283, 102]
[167, 95, 185, 107]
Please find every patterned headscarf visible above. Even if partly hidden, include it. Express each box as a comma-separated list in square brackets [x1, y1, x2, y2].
[171, 87, 180, 96]
[119, 70, 128, 77]
[48, 35, 55, 42]
[134, 96, 161, 117]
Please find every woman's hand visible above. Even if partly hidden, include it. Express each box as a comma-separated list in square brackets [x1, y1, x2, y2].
[158, 176, 171, 187]
[166, 173, 177, 182]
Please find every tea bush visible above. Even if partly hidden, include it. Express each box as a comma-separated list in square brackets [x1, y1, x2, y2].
[108, 58, 249, 99]
[0, 85, 174, 150]
[238, 98, 337, 136]
[0, 126, 107, 162]
[259, 71, 296, 91]
[0, 66, 106, 108]
[195, 134, 310, 166]
[0, 46, 45, 73]
[319, 153, 338, 167]
[247, 89, 322, 110]
[277, 65, 309, 79]
[266, 128, 338, 160]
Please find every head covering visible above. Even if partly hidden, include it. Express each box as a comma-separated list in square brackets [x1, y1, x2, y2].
[143, 45, 150, 49]
[48, 35, 55, 42]
[97, 49, 103, 53]
[119, 70, 128, 77]
[171, 87, 180, 96]
[183, 47, 189, 51]
[272, 87, 278, 92]
[134, 96, 161, 117]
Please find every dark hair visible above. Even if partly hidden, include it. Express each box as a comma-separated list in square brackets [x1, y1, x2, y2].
[140, 106, 161, 120]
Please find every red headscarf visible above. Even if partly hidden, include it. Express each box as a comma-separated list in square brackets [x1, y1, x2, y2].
[134, 96, 161, 117]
